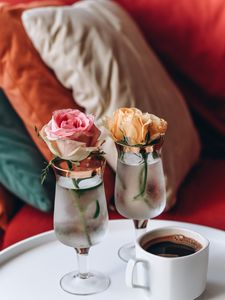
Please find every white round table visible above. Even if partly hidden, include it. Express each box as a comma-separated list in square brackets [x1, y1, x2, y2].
[1, 219, 225, 300]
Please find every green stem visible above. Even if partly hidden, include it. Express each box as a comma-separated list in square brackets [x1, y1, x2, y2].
[71, 187, 92, 247]
[133, 153, 148, 200]
[66, 161, 92, 246]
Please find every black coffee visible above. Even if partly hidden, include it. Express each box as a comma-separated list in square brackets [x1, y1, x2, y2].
[144, 234, 202, 257]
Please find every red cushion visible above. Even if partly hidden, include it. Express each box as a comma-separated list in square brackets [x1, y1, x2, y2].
[116, 0, 225, 97]
[115, 0, 225, 151]
[160, 159, 225, 229]
[2, 205, 53, 248]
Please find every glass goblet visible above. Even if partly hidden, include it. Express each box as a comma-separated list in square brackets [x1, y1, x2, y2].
[53, 157, 110, 295]
[115, 143, 166, 262]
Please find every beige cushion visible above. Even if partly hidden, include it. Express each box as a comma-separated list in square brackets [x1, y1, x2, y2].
[22, 0, 201, 209]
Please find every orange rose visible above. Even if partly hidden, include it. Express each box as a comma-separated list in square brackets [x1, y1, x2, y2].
[103, 107, 167, 146]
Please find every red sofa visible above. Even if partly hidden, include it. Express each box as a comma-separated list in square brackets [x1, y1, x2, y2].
[2, 0, 225, 249]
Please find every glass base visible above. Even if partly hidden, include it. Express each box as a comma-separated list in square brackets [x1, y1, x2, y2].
[118, 242, 136, 262]
[60, 271, 110, 295]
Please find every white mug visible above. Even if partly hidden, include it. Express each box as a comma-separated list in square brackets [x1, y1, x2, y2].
[126, 226, 209, 300]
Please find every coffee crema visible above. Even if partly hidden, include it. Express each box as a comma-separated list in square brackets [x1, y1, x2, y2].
[143, 234, 202, 257]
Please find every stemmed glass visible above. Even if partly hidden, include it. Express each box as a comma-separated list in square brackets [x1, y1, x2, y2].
[53, 156, 110, 295]
[115, 143, 166, 262]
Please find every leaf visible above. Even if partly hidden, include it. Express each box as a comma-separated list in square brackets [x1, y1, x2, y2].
[93, 200, 100, 219]
[66, 160, 73, 171]
[40, 156, 59, 184]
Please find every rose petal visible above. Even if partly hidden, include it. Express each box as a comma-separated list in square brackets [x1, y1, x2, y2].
[39, 126, 61, 156]
[45, 109, 96, 140]
[61, 146, 91, 161]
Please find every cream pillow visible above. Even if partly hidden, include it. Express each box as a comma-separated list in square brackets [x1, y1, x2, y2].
[22, 0, 201, 209]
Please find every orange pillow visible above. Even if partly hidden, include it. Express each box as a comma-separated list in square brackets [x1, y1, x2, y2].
[0, 1, 115, 205]
[0, 1, 81, 162]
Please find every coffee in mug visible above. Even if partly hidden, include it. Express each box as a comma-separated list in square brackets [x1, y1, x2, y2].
[143, 234, 202, 257]
[126, 226, 209, 300]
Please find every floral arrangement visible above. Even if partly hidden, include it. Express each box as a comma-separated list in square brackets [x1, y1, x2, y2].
[39, 109, 106, 246]
[39, 109, 104, 182]
[103, 107, 167, 147]
[103, 107, 167, 203]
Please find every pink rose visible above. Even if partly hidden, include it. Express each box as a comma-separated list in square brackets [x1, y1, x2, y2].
[45, 109, 100, 144]
[40, 109, 102, 161]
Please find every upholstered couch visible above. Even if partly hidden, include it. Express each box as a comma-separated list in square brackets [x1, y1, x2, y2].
[1, 0, 225, 250]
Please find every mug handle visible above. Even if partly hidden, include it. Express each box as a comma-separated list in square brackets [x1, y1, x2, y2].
[126, 258, 149, 290]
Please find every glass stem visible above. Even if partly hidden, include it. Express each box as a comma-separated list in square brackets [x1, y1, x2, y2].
[75, 248, 90, 279]
[133, 219, 148, 240]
